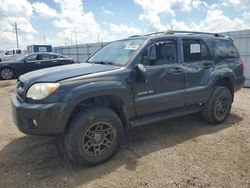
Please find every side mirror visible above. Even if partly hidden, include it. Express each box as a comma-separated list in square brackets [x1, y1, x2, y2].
[137, 63, 147, 82]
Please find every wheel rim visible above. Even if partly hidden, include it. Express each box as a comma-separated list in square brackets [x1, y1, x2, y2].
[1, 68, 13, 79]
[215, 96, 228, 119]
[82, 122, 116, 157]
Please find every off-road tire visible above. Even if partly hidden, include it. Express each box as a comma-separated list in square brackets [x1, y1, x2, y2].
[201, 86, 232, 125]
[64, 107, 124, 166]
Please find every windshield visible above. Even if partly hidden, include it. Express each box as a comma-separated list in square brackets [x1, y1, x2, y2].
[16, 54, 29, 62]
[88, 38, 146, 66]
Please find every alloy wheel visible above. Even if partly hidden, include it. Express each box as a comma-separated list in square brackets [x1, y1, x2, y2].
[82, 122, 116, 156]
[1, 68, 13, 80]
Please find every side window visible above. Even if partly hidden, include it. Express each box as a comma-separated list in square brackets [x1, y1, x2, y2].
[5, 50, 13, 55]
[51, 54, 59, 59]
[16, 50, 21, 54]
[142, 41, 176, 66]
[41, 54, 51, 60]
[26, 55, 38, 62]
[182, 39, 210, 62]
[214, 39, 239, 60]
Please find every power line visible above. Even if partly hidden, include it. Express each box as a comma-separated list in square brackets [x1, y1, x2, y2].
[13, 22, 20, 49]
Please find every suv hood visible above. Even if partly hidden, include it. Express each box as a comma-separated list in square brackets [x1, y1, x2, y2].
[19, 63, 119, 85]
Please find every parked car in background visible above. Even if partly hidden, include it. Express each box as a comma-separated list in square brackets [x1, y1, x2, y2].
[0, 49, 25, 62]
[0, 52, 74, 80]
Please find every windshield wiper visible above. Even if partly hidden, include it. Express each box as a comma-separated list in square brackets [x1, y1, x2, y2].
[90, 61, 114, 65]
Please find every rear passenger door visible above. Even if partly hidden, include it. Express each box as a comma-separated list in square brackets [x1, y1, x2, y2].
[39, 54, 54, 69]
[182, 38, 214, 105]
[51, 54, 65, 66]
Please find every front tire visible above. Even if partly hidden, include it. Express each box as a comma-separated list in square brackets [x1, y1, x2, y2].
[0, 68, 14, 80]
[64, 107, 124, 166]
[202, 86, 232, 125]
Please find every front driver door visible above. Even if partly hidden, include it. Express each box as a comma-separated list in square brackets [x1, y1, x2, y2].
[133, 39, 185, 116]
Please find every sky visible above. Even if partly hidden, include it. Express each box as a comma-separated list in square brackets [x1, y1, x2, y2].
[0, 0, 250, 50]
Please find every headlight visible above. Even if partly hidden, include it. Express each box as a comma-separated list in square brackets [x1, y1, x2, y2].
[26, 83, 60, 100]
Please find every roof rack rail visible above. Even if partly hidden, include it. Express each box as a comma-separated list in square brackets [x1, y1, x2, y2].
[144, 31, 166, 36]
[164, 30, 225, 37]
[129, 35, 142, 38]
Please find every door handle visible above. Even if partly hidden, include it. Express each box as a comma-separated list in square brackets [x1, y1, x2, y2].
[52, 61, 57, 63]
[35, 62, 41, 64]
[204, 63, 212, 69]
[171, 67, 182, 73]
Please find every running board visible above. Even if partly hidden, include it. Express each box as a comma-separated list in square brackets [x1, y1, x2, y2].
[130, 106, 201, 128]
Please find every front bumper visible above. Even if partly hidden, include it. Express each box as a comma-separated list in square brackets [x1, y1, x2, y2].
[11, 93, 73, 135]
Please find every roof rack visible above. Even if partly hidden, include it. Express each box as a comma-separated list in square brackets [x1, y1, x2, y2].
[129, 30, 228, 38]
[129, 35, 142, 38]
[164, 30, 225, 37]
[144, 32, 166, 36]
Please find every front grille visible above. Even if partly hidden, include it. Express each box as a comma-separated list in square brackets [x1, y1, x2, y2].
[16, 80, 25, 100]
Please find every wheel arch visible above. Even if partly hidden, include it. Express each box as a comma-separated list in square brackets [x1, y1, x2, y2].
[65, 94, 131, 133]
[214, 76, 234, 101]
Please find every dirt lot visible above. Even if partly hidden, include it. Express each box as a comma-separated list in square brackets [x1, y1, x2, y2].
[0, 80, 249, 188]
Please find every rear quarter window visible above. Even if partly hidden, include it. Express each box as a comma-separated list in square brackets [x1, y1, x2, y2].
[213, 39, 239, 60]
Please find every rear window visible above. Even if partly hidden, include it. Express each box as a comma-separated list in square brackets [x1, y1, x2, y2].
[213, 39, 239, 59]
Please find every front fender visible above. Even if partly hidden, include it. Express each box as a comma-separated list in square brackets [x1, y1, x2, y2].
[63, 80, 135, 118]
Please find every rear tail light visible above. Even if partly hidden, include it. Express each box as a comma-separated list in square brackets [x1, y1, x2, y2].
[240, 58, 244, 74]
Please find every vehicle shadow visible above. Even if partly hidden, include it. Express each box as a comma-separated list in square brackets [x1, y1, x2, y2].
[0, 113, 243, 187]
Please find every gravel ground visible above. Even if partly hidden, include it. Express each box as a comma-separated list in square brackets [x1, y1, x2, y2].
[0, 81, 249, 188]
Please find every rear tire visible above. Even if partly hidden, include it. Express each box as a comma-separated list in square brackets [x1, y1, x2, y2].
[201, 86, 232, 125]
[0, 68, 14, 80]
[64, 107, 124, 166]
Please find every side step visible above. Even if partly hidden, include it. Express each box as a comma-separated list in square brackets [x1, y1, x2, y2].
[130, 106, 201, 128]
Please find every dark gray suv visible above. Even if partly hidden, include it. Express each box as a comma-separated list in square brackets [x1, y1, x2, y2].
[11, 31, 245, 166]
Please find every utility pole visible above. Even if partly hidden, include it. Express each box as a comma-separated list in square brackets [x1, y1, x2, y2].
[13, 22, 20, 49]
[43, 36, 46, 44]
[170, 25, 173, 31]
[70, 33, 73, 46]
[74, 32, 79, 63]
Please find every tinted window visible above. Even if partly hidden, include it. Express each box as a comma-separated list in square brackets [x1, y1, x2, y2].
[5, 50, 13, 55]
[41, 54, 51, 60]
[16, 50, 21, 54]
[143, 41, 176, 66]
[214, 39, 239, 59]
[51, 54, 59, 59]
[26, 55, 38, 61]
[182, 39, 210, 62]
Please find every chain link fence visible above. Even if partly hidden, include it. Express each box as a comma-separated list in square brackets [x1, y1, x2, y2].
[53, 42, 107, 63]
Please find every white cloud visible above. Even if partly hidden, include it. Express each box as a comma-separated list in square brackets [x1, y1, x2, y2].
[243, 11, 250, 20]
[101, 7, 113, 15]
[134, 0, 194, 31]
[221, 0, 250, 8]
[134, 0, 250, 33]
[0, 0, 36, 50]
[32, 2, 58, 19]
[109, 23, 141, 37]
[52, 0, 112, 44]
[170, 9, 249, 32]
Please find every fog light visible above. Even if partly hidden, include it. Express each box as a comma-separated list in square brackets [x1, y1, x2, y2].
[32, 119, 38, 127]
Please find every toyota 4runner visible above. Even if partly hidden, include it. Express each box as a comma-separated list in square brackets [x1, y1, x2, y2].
[11, 31, 245, 166]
